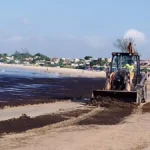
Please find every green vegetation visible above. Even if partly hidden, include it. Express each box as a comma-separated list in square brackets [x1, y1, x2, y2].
[0, 44, 146, 71]
[84, 56, 93, 60]
[0, 50, 111, 69]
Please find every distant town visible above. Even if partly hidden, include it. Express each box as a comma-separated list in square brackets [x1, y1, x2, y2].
[0, 50, 149, 71]
[0, 51, 112, 71]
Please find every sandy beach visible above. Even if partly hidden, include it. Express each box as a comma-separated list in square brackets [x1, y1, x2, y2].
[1, 65, 150, 150]
[0, 83, 149, 150]
[1, 92, 150, 150]
[0, 63, 106, 78]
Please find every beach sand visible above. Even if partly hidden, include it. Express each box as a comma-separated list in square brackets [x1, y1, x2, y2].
[1, 93, 150, 150]
[0, 101, 85, 121]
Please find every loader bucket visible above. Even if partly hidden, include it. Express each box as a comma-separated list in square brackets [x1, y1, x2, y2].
[92, 90, 138, 103]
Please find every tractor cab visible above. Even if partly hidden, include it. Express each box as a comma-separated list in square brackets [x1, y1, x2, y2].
[110, 52, 140, 76]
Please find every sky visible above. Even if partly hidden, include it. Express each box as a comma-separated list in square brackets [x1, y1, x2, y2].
[0, 0, 150, 59]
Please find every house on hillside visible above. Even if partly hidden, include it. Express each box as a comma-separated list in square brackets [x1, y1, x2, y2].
[52, 58, 59, 64]
[6, 56, 14, 60]
[73, 58, 80, 63]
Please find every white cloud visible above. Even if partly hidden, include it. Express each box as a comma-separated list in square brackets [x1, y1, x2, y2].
[123, 29, 146, 44]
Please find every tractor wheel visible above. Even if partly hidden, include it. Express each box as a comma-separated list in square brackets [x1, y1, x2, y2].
[142, 84, 147, 103]
[137, 93, 142, 105]
[136, 86, 142, 105]
[144, 84, 147, 101]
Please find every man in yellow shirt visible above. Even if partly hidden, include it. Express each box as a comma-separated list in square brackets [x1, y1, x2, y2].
[123, 59, 135, 91]
[123, 60, 134, 72]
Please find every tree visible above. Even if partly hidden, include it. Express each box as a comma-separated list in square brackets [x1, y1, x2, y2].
[59, 58, 65, 66]
[13, 50, 20, 57]
[113, 37, 137, 52]
[12, 50, 32, 62]
[84, 56, 92, 60]
[97, 58, 104, 66]
[104, 58, 108, 66]
[90, 61, 97, 67]
[34, 53, 42, 57]
[3, 53, 8, 57]
[34, 53, 50, 61]
[30, 59, 36, 64]
[8, 60, 15, 64]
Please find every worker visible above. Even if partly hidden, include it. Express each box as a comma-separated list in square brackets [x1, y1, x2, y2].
[123, 60, 135, 90]
[123, 60, 134, 72]
[128, 42, 134, 53]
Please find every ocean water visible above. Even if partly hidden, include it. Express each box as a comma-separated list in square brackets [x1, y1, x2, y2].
[0, 67, 104, 102]
[0, 67, 67, 101]
[0, 67, 65, 78]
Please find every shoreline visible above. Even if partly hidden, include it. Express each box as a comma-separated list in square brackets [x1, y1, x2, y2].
[0, 63, 106, 78]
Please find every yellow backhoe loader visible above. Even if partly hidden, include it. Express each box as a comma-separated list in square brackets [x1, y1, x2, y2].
[91, 46, 147, 105]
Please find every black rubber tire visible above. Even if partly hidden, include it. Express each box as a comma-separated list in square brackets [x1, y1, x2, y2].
[142, 84, 147, 103]
[137, 93, 141, 105]
[145, 84, 147, 101]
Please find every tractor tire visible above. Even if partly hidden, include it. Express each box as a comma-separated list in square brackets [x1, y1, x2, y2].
[142, 84, 147, 103]
[137, 93, 142, 105]
[145, 84, 147, 101]
[136, 86, 142, 105]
